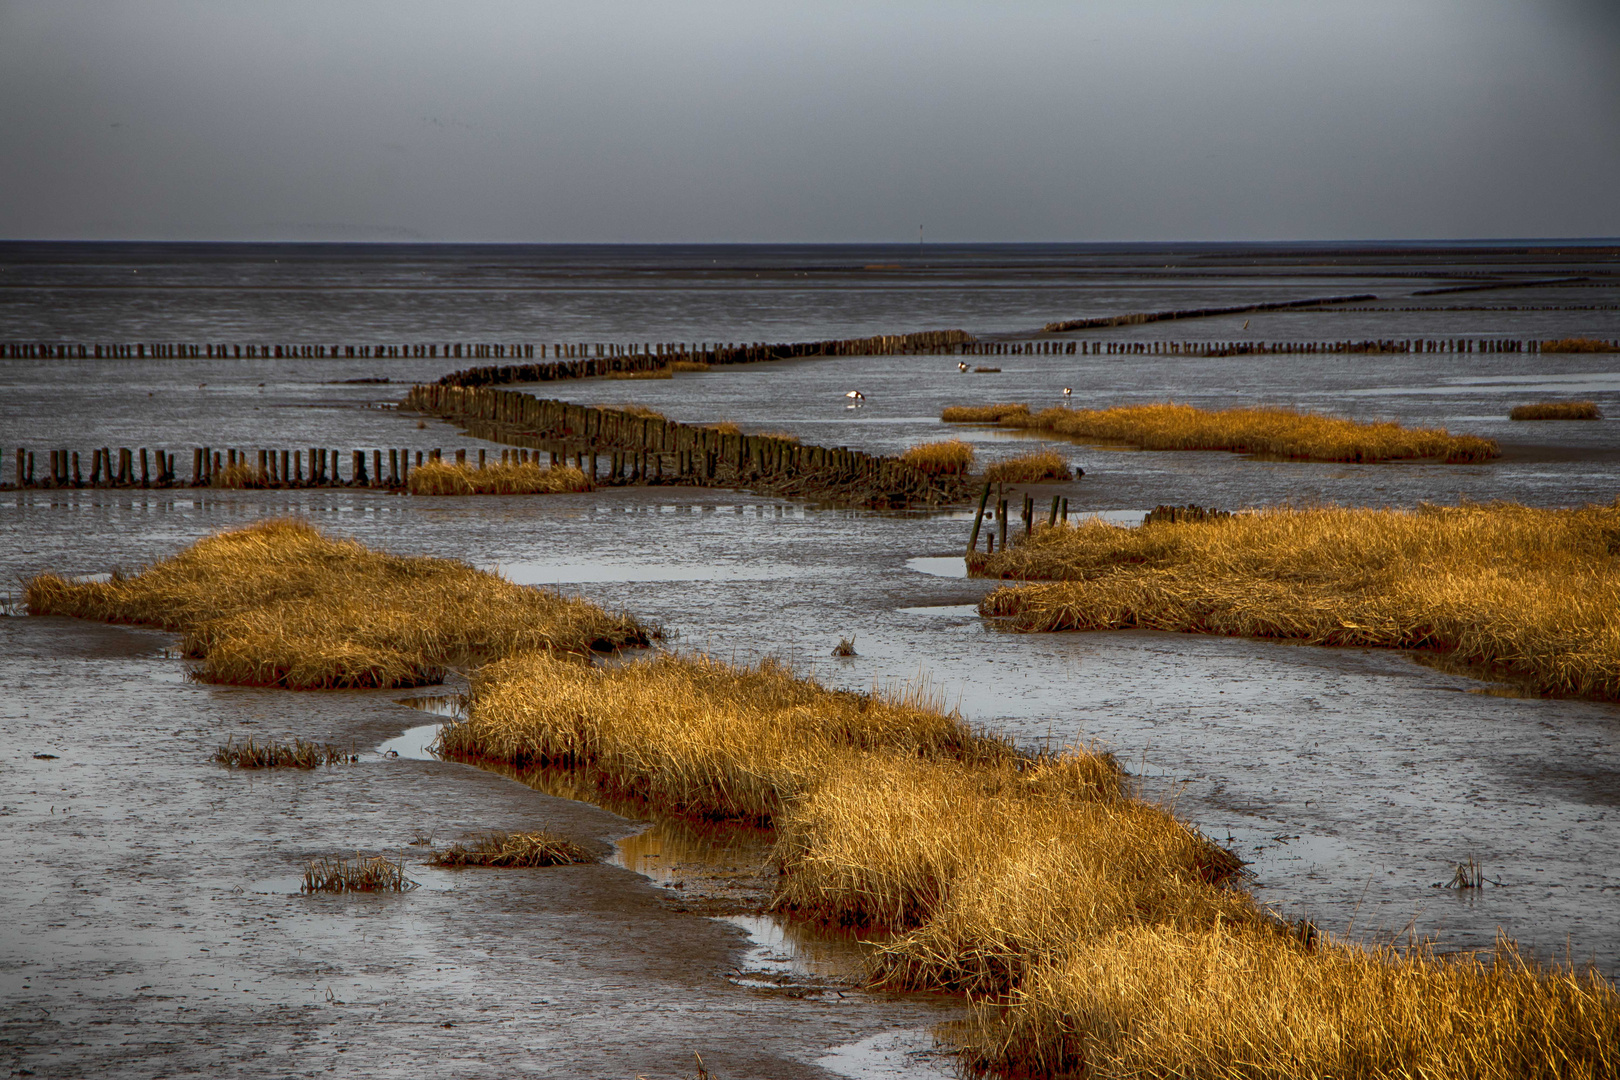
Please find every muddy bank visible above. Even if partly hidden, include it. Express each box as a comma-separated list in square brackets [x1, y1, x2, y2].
[0, 615, 958, 1079]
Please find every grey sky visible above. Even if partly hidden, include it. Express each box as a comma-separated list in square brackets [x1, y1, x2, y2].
[2, 1, 1617, 242]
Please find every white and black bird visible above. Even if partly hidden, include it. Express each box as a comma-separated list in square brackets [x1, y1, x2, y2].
[958, 361, 968, 372]
[844, 390, 866, 406]
[1062, 387, 1073, 399]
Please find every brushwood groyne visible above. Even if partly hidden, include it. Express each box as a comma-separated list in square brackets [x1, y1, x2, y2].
[402, 385, 972, 509]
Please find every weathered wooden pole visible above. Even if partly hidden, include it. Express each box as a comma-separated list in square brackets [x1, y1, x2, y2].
[966, 482, 992, 554]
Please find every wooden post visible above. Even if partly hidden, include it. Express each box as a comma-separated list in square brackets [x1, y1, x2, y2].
[373, 449, 382, 486]
[353, 450, 366, 486]
[1061, 497, 1069, 524]
[72, 451, 81, 486]
[1048, 495, 1060, 528]
[193, 448, 203, 486]
[967, 482, 991, 554]
[140, 448, 150, 487]
[998, 496, 1009, 551]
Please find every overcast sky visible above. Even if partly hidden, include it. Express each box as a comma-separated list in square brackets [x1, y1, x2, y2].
[2, 1, 1617, 243]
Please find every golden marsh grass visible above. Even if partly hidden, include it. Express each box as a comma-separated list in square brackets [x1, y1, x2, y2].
[24, 519, 649, 688]
[1511, 401, 1602, 421]
[900, 439, 975, 476]
[612, 403, 667, 420]
[983, 450, 1072, 484]
[671, 360, 711, 372]
[947, 401, 1498, 463]
[406, 459, 591, 496]
[429, 831, 594, 868]
[960, 926, 1620, 1080]
[977, 502, 1620, 700]
[447, 647, 1618, 1075]
[1542, 337, 1618, 353]
[215, 463, 270, 489]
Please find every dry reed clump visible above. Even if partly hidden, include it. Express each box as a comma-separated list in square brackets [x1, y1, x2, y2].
[977, 502, 1620, 700]
[900, 439, 975, 476]
[973, 401, 1497, 463]
[215, 463, 269, 489]
[958, 926, 1620, 1080]
[941, 403, 1031, 424]
[215, 736, 354, 768]
[983, 450, 1072, 484]
[23, 519, 649, 688]
[603, 367, 672, 379]
[758, 431, 800, 443]
[612, 403, 667, 420]
[1541, 337, 1617, 353]
[1510, 400, 1602, 421]
[705, 421, 742, 435]
[406, 459, 591, 496]
[302, 854, 417, 893]
[429, 831, 594, 868]
[671, 360, 711, 372]
[436, 650, 1009, 823]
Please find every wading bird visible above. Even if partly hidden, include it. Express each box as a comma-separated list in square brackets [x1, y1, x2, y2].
[1063, 387, 1072, 398]
[958, 361, 968, 372]
[844, 390, 865, 402]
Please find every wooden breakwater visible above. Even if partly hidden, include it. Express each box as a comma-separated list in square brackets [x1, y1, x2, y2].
[403, 383, 971, 509]
[2, 444, 479, 491]
[1084, 337, 1598, 356]
[0, 330, 975, 368]
[430, 329, 979, 387]
[1041, 293, 1378, 333]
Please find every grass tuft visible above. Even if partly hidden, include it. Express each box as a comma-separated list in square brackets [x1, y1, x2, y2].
[949, 401, 1498, 463]
[977, 502, 1620, 701]
[942, 403, 1031, 424]
[429, 831, 594, 868]
[407, 460, 591, 496]
[1541, 337, 1617, 353]
[705, 421, 742, 435]
[302, 854, 417, 893]
[215, 736, 354, 768]
[216, 463, 269, 489]
[983, 450, 1072, 484]
[1510, 401, 1602, 421]
[900, 439, 975, 476]
[603, 367, 673, 379]
[24, 519, 649, 688]
[612, 403, 667, 420]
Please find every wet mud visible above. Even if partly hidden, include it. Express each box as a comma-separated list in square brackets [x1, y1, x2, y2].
[3, 245, 1617, 1077]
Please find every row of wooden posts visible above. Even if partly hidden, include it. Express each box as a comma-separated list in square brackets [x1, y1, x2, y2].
[3, 445, 525, 490]
[1042, 293, 1379, 332]
[0, 331, 973, 364]
[404, 384, 970, 508]
[965, 484, 1073, 560]
[4, 332, 1603, 371]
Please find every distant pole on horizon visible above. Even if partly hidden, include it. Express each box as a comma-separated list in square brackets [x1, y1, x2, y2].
[919, 224, 924, 249]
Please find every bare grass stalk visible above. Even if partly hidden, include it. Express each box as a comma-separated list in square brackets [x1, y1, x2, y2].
[1510, 401, 1602, 421]
[407, 459, 591, 496]
[24, 519, 649, 688]
[977, 502, 1620, 700]
[302, 854, 417, 893]
[215, 736, 354, 768]
[429, 831, 594, 867]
